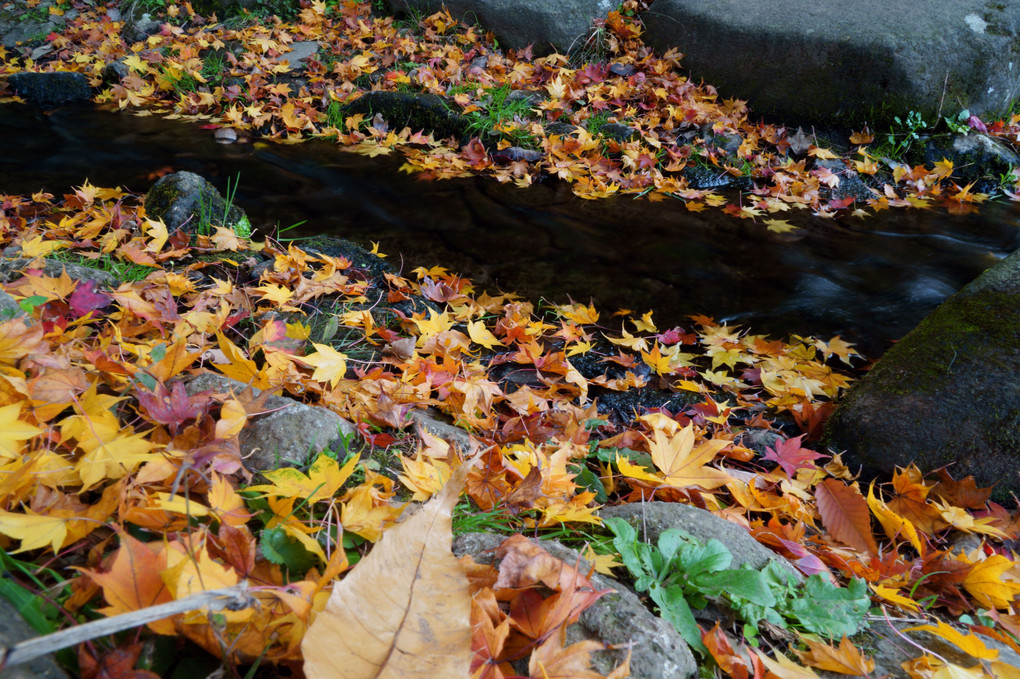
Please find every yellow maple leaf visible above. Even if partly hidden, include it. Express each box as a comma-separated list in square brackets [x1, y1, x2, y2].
[961, 554, 1020, 609]
[619, 425, 730, 491]
[765, 218, 799, 234]
[905, 621, 997, 660]
[632, 310, 657, 333]
[605, 327, 649, 352]
[411, 309, 455, 346]
[467, 319, 504, 350]
[212, 332, 270, 389]
[0, 510, 68, 553]
[870, 583, 920, 611]
[248, 453, 359, 505]
[555, 302, 599, 325]
[0, 402, 43, 460]
[298, 343, 349, 388]
[867, 482, 922, 553]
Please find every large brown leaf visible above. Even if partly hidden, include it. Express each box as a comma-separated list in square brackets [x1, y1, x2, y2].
[815, 479, 878, 556]
[302, 458, 476, 679]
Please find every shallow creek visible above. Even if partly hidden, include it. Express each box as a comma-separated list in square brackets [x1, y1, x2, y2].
[4, 103, 1020, 357]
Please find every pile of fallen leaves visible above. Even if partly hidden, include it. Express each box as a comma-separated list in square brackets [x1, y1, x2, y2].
[1, 0, 1018, 217]
[0, 180, 1019, 678]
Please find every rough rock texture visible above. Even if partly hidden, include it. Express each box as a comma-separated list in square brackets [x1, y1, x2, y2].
[826, 247, 1020, 499]
[453, 532, 697, 679]
[0, 246, 119, 287]
[383, 0, 615, 53]
[923, 133, 1020, 186]
[6, 72, 91, 106]
[144, 171, 247, 235]
[600, 502, 802, 581]
[863, 619, 1020, 678]
[642, 0, 1020, 125]
[184, 373, 358, 471]
[0, 595, 69, 679]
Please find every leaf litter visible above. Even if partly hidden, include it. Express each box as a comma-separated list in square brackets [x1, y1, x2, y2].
[0, 0, 1019, 677]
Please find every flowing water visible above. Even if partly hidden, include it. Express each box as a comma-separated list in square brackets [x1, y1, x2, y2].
[4, 102, 1020, 357]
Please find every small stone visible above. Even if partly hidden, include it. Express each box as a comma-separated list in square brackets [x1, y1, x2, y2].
[214, 127, 238, 144]
[608, 62, 636, 77]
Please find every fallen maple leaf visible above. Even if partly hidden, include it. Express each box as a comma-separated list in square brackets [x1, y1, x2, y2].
[792, 635, 875, 675]
[302, 456, 478, 678]
[763, 434, 827, 476]
[815, 479, 878, 556]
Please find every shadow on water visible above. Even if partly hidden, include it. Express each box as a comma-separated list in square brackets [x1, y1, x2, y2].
[4, 103, 1020, 357]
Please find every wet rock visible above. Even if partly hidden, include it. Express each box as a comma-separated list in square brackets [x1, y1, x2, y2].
[608, 62, 636, 78]
[337, 91, 472, 142]
[505, 89, 544, 107]
[813, 158, 875, 203]
[923, 133, 1020, 185]
[383, 0, 617, 54]
[0, 593, 69, 679]
[491, 146, 544, 163]
[6, 72, 91, 106]
[826, 247, 1020, 499]
[600, 122, 639, 142]
[600, 502, 802, 581]
[737, 428, 784, 455]
[545, 121, 579, 136]
[184, 373, 358, 471]
[453, 532, 697, 679]
[120, 0, 161, 43]
[144, 171, 248, 236]
[643, 0, 1020, 126]
[291, 235, 395, 279]
[101, 58, 130, 85]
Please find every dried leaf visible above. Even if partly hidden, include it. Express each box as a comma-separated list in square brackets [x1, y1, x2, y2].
[302, 457, 477, 679]
[815, 479, 878, 556]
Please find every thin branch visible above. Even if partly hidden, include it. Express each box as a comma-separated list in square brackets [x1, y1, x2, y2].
[0, 583, 256, 671]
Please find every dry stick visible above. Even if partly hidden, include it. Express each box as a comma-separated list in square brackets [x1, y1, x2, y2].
[0, 582, 256, 671]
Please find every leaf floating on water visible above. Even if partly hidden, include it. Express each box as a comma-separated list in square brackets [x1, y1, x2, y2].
[301, 456, 477, 679]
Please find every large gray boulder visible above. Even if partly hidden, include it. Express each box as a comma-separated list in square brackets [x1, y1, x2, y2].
[384, 0, 616, 54]
[826, 247, 1020, 498]
[642, 0, 1020, 126]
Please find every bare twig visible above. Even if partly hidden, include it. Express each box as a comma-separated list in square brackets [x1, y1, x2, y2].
[0, 583, 256, 671]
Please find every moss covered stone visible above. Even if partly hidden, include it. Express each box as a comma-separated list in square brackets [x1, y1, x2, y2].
[338, 91, 473, 143]
[825, 247, 1020, 499]
[144, 171, 247, 236]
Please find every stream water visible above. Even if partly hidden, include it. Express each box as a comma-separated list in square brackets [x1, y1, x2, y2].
[4, 102, 1020, 357]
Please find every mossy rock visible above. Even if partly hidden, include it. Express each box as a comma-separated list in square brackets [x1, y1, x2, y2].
[825, 247, 1020, 499]
[144, 171, 248, 236]
[338, 91, 473, 142]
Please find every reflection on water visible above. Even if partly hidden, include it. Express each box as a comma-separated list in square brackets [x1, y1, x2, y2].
[3, 103, 1019, 357]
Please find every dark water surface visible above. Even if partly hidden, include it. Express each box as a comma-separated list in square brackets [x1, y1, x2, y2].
[4, 103, 1020, 357]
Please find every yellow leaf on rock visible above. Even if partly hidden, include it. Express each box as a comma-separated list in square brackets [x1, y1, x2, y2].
[905, 621, 997, 660]
[467, 319, 504, 350]
[961, 554, 1020, 610]
[299, 343, 349, 388]
[302, 457, 477, 679]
